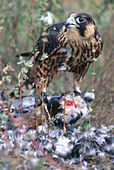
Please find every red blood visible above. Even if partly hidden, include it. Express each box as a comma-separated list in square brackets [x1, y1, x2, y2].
[60, 100, 78, 108]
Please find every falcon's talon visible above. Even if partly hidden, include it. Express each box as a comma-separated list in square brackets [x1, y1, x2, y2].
[84, 92, 95, 102]
[74, 89, 82, 96]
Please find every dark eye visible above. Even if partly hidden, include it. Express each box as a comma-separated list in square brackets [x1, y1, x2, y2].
[76, 17, 85, 23]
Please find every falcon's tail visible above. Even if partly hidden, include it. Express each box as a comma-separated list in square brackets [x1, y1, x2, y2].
[16, 52, 32, 58]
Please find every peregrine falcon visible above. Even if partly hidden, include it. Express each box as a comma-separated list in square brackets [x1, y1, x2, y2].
[17, 12, 103, 93]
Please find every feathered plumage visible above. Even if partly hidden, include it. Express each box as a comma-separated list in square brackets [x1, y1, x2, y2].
[17, 12, 103, 93]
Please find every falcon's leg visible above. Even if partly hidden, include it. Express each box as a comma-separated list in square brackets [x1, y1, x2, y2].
[74, 77, 82, 95]
[35, 52, 71, 95]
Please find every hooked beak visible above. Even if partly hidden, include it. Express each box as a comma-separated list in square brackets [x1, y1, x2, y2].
[65, 16, 78, 29]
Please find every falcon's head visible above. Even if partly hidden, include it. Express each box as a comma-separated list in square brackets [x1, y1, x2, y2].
[64, 12, 98, 40]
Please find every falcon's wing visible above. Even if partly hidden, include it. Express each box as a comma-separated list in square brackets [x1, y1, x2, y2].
[35, 22, 64, 61]
[16, 22, 65, 59]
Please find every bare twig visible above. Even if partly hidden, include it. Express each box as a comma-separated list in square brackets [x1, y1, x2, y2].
[63, 71, 66, 134]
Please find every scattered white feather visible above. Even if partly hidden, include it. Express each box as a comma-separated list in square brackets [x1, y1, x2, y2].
[39, 11, 53, 25]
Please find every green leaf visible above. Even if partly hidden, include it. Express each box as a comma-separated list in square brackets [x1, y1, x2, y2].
[21, 67, 28, 74]
[1, 111, 6, 118]
[5, 75, 11, 83]
[23, 74, 29, 80]
[82, 123, 92, 129]
[91, 72, 97, 76]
